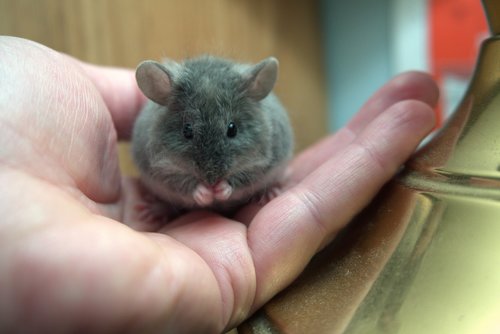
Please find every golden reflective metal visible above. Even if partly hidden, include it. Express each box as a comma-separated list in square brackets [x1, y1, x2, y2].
[483, 0, 500, 35]
[239, 1, 500, 333]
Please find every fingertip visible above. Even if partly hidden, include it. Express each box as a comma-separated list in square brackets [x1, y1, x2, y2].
[389, 99, 437, 138]
[353, 99, 437, 175]
[391, 71, 440, 107]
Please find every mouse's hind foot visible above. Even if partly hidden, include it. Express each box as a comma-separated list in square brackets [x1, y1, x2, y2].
[132, 191, 177, 231]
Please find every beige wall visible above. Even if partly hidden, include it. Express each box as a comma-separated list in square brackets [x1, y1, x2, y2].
[0, 0, 327, 175]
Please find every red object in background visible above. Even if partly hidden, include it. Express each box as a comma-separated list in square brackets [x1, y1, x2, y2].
[429, 0, 489, 126]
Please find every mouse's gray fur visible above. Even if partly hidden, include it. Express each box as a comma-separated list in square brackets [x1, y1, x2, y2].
[131, 55, 294, 212]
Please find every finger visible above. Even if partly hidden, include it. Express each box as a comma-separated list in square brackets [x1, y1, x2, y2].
[159, 213, 256, 330]
[75, 61, 147, 140]
[247, 99, 436, 308]
[290, 71, 439, 182]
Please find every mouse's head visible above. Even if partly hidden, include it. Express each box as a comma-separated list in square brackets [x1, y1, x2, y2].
[136, 56, 279, 186]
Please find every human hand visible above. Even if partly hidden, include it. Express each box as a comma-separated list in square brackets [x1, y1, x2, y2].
[0, 36, 438, 333]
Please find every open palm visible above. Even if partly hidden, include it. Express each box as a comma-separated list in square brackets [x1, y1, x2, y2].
[0, 36, 438, 333]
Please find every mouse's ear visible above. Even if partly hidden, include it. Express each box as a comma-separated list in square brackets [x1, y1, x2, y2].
[136, 60, 174, 105]
[244, 57, 278, 101]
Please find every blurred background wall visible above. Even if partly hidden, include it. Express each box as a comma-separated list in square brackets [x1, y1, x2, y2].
[321, 0, 393, 131]
[0, 0, 327, 174]
[322, 0, 487, 130]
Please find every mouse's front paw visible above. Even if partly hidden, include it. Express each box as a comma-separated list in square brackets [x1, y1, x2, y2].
[193, 184, 214, 206]
[214, 180, 233, 201]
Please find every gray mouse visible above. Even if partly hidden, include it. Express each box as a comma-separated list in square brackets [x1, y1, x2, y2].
[131, 55, 294, 217]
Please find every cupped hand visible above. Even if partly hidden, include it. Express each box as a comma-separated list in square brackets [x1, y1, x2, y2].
[0, 36, 438, 333]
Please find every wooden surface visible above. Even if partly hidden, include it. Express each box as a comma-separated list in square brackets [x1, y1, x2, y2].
[0, 0, 327, 175]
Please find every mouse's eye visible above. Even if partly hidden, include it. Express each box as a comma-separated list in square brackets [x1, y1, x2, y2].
[227, 122, 237, 138]
[183, 123, 194, 139]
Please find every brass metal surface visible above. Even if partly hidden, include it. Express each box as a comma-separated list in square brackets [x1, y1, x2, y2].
[239, 1, 500, 333]
[483, 0, 500, 35]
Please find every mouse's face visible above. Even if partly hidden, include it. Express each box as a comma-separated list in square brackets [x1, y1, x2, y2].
[161, 80, 270, 187]
[136, 56, 279, 189]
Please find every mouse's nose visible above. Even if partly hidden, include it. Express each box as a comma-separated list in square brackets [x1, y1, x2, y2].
[196, 151, 229, 185]
[205, 171, 221, 186]
[203, 162, 229, 185]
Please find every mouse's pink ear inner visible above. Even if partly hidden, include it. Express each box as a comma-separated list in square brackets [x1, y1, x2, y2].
[244, 57, 279, 101]
[136, 61, 173, 105]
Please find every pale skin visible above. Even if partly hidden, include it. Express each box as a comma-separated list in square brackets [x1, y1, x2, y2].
[0, 36, 439, 333]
